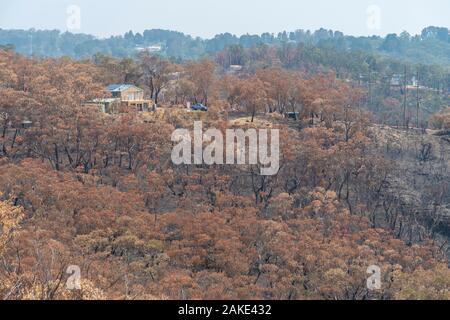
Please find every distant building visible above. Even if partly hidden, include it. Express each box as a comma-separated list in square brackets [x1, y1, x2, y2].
[21, 120, 33, 129]
[226, 65, 243, 75]
[148, 45, 162, 53]
[85, 84, 153, 113]
[87, 97, 121, 113]
[390, 74, 402, 87]
[135, 45, 162, 53]
[229, 65, 243, 71]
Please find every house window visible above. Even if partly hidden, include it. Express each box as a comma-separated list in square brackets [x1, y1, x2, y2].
[128, 91, 142, 101]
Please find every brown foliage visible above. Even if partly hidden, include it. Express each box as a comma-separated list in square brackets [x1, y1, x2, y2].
[0, 50, 448, 300]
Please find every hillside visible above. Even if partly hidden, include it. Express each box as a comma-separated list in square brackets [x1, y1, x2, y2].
[1, 27, 450, 67]
[372, 125, 450, 257]
[1, 45, 450, 300]
[2, 28, 449, 126]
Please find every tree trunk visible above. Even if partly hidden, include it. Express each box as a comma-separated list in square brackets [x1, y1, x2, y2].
[54, 143, 60, 171]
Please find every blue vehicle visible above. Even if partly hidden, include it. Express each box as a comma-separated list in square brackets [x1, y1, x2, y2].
[191, 103, 208, 111]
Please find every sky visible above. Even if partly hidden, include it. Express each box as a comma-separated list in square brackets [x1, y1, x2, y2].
[0, 0, 449, 39]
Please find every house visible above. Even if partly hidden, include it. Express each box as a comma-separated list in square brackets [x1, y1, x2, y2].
[135, 45, 162, 53]
[86, 84, 153, 113]
[87, 97, 121, 113]
[21, 120, 33, 129]
[107, 84, 153, 112]
[390, 74, 402, 87]
[227, 65, 243, 74]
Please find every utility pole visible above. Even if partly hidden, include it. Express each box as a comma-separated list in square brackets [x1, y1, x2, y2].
[368, 70, 372, 110]
[29, 34, 33, 57]
[403, 66, 408, 129]
[416, 70, 420, 129]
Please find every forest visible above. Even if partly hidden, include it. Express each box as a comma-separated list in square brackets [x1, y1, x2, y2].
[0, 32, 450, 300]
[1, 27, 449, 123]
[1, 26, 450, 65]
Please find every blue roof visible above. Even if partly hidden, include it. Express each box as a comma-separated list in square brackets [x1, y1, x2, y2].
[107, 84, 142, 92]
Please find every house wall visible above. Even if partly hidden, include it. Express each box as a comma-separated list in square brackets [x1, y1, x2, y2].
[120, 87, 144, 101]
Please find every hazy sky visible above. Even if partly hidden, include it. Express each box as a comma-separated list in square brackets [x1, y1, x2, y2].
[0, 0, 448, 38]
